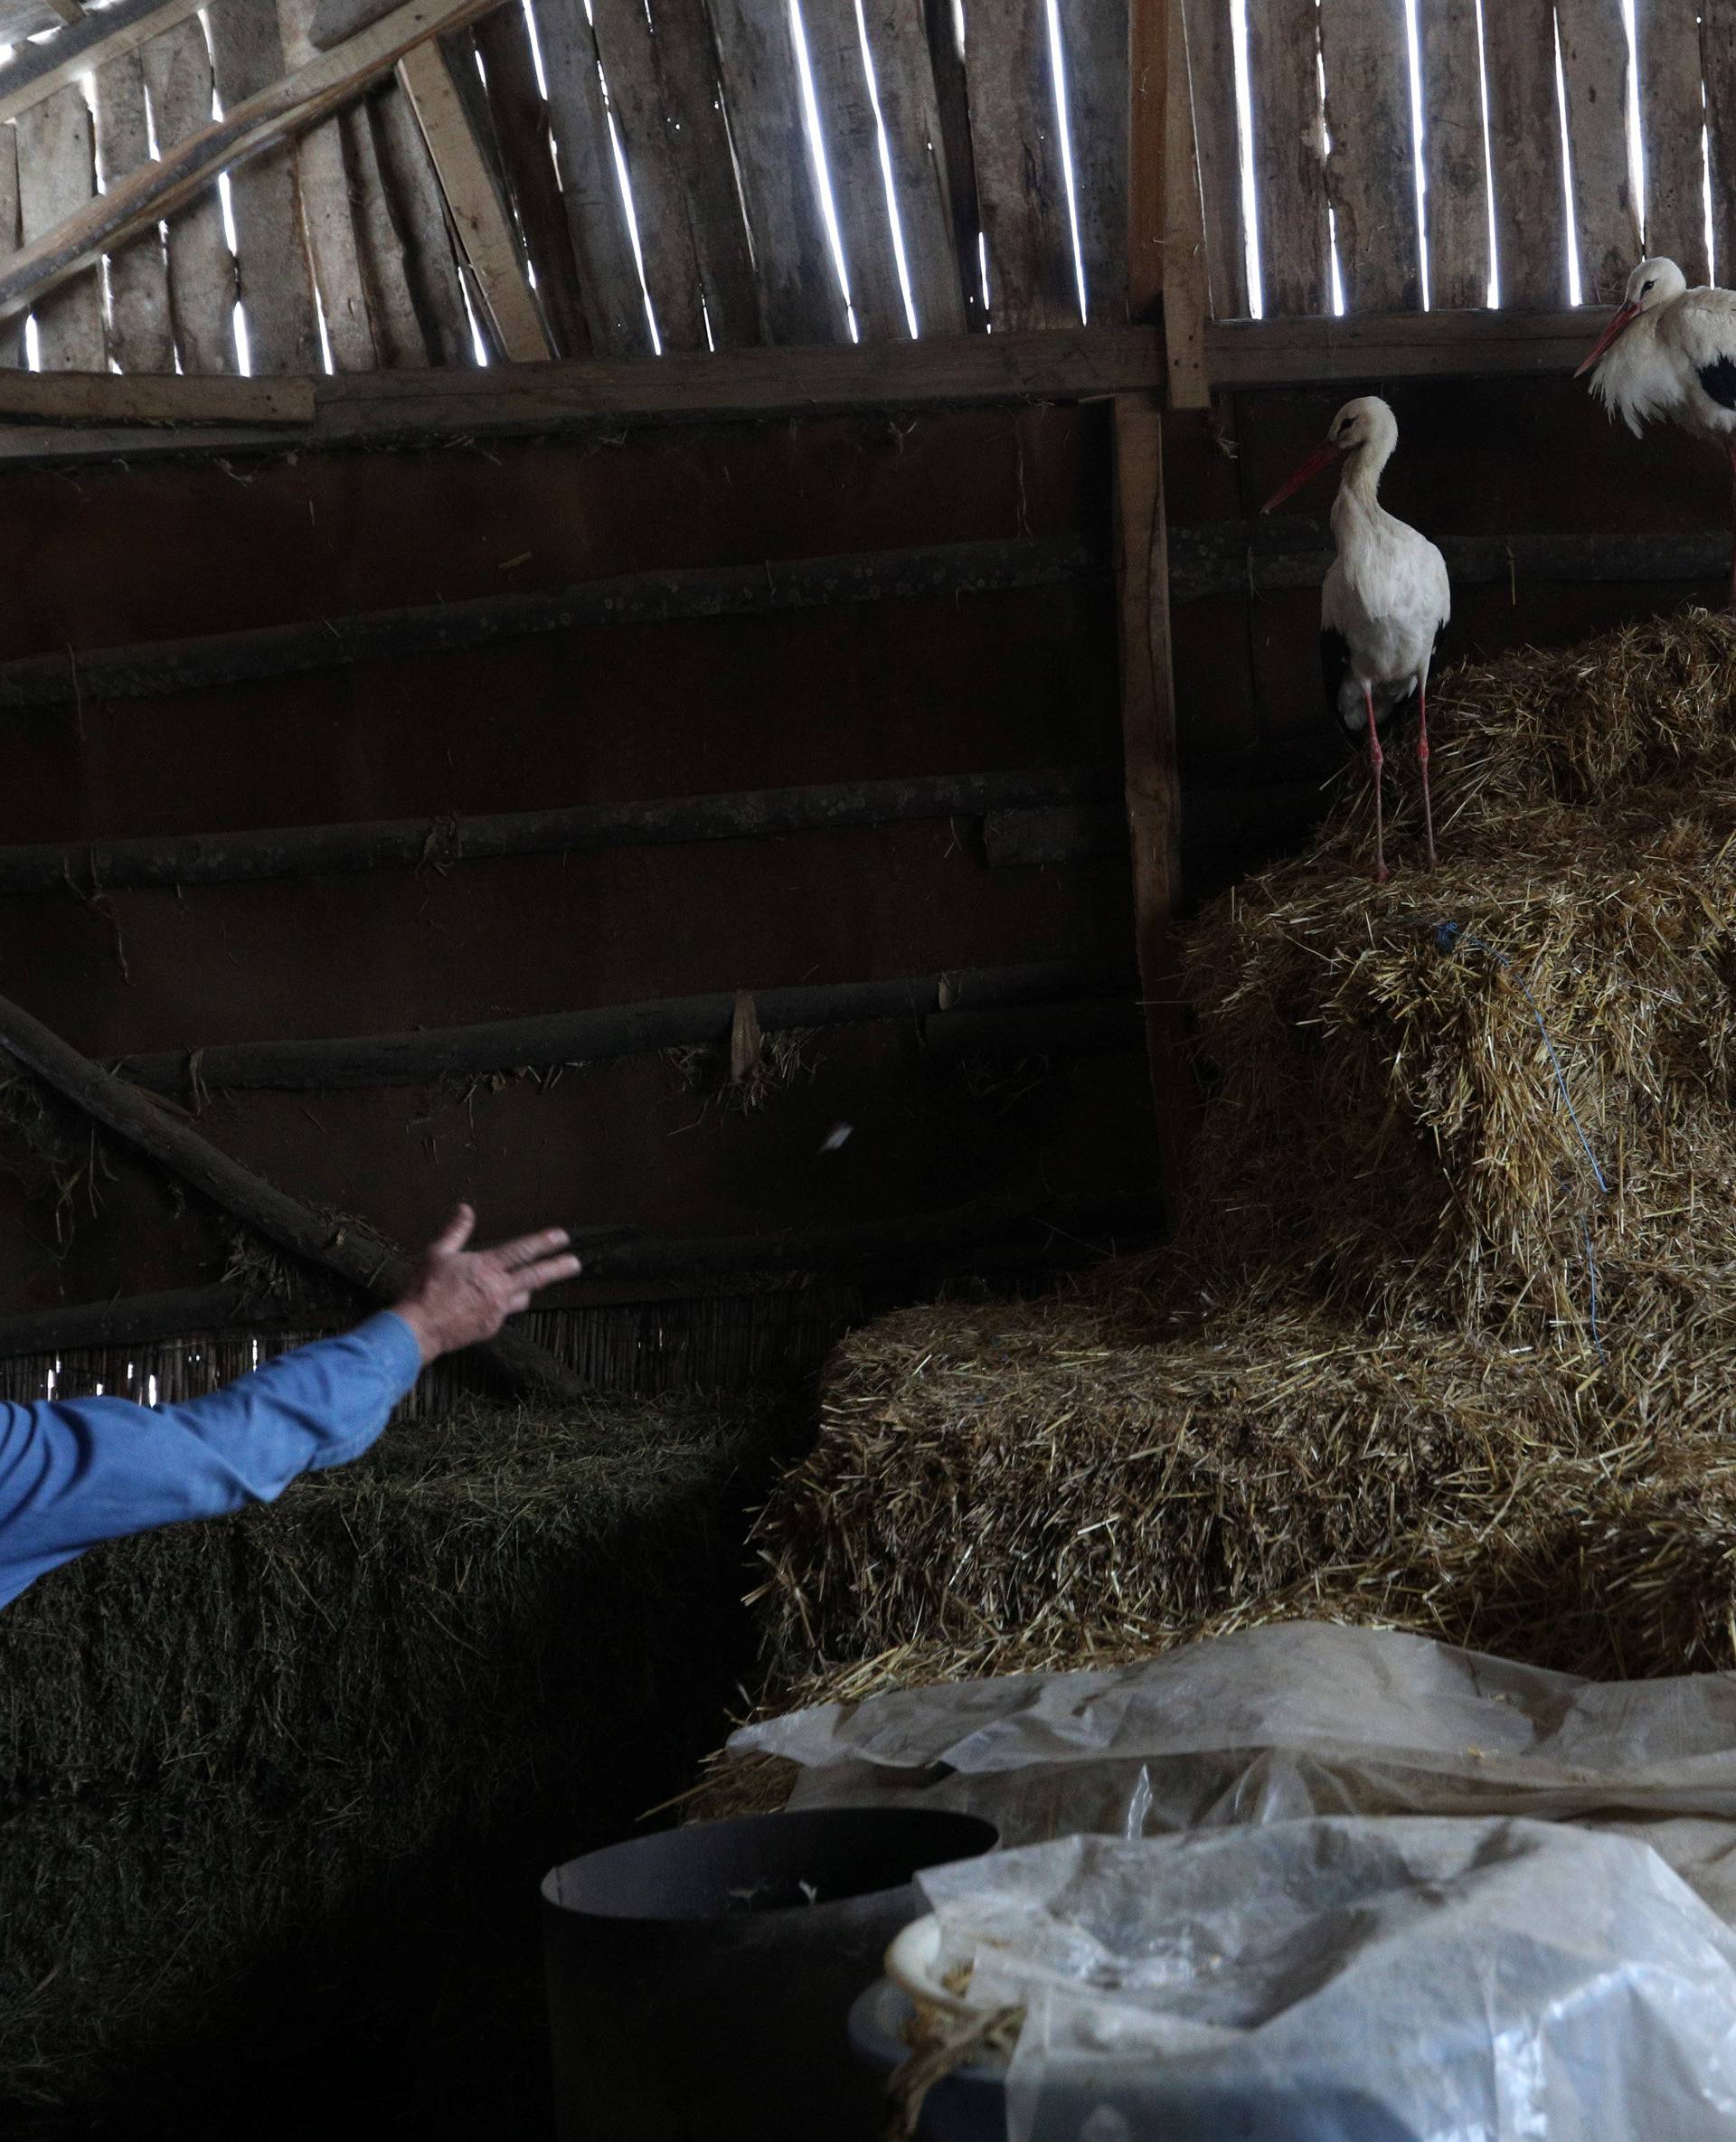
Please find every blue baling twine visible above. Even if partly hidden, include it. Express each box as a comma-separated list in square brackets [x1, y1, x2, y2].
[1433, 921, 1610, 1364]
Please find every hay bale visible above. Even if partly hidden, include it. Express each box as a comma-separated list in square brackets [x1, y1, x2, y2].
[0, 1390, 784, 2117]
[750, 1286, 1736, 1683]
[1187, 613, 1736, 1340]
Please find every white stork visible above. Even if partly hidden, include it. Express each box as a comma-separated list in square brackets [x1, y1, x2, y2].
[1260, 396, 1451, 882]
[1577, 257, 1736, 608]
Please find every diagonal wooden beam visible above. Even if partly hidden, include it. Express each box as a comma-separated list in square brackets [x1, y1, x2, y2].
[0, 984, 585, 1401]
[0, 0, 210, 127]
[397, 36, 549, 360]
[0, 0, 512, 326]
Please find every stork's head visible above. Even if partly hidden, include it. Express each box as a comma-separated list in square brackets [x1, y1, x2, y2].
[1575, 258, 1686, 376]
[1260, 396, 1399, 514]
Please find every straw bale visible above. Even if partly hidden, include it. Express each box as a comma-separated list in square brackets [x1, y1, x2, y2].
[1187, 611, 1736, 1340]
[0, 1390, 782, 2114]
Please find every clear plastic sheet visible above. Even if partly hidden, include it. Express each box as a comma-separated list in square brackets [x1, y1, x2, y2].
[731, 1624, 1736, 1916]
[915, 1820, 1736, 2142]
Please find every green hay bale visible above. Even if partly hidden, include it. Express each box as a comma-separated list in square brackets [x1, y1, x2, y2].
[0, 1390, 786, 2118]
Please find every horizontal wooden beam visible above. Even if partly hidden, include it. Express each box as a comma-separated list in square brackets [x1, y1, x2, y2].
[1203, 307, 1614, 386]
[0, 1193, 1165, 1357]
[0, 372, 315, 428]
[0, 535, 1099, 711]
[0, 327, 1168, 467]
[1169, 519, 1733, 604]
[112, 960, 1122, 1093]
[0, 767, 1115, 894]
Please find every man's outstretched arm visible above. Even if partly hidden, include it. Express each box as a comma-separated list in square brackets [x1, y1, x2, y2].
[0, 1206, 580, 1609]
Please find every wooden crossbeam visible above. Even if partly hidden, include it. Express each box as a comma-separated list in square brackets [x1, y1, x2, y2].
[0, 534, 1099, 710]
[108, 959, 1119, 1094]
[0, 0, 512, 326]
[0, 767, 1114, 894]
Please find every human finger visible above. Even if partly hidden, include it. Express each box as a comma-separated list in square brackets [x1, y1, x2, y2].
[431, 1203, 476, 1256]
[506, 1288, 533, 1314]
[519, 1252, 582, 1292]
[489, 1226, 571, 1270]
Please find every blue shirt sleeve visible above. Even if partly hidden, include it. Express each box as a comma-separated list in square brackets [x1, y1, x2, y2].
[0, 1310, 424, 1610]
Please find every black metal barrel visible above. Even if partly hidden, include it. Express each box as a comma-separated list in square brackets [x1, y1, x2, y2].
[542, 1806, 997, 2141]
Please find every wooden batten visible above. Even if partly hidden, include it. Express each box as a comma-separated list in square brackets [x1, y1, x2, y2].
[1246, 0, 1328, 314]
[963, 0, 1078, 329]
[1419, 0, 1490, 311]
[1319, 0, 1420, 313]
[138, 14, 239, 376]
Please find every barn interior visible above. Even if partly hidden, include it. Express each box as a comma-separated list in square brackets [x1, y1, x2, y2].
[5, 0, 1736, 2137]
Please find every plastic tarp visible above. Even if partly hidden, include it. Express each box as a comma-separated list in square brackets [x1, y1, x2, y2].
[731, 1623, 1736, 1921]
[729, 1626, 1736, 2136]
[916, 1820, 1736, 2142]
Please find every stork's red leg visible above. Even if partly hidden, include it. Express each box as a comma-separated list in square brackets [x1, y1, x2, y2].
[1364, 684, 1388, 883]
[1417, 682, 1437, 871]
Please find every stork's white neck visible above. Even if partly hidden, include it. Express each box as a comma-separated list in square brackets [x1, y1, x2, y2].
[1330, 443, 1393, 544]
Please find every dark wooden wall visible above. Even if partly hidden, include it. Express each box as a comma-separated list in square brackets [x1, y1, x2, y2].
[0, 401, 1156, 1331]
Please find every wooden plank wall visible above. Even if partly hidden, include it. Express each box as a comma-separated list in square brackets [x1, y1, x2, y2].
[1194, 0, 1735, 319]
[0, 0, 1133, 375]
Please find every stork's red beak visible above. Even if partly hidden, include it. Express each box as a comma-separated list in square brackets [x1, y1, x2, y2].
[1259, 436, 1344, 514]
[1575, 300, 1640, 377]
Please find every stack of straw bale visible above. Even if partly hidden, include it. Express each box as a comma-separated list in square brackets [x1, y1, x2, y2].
[738, 612, 1736, 1744]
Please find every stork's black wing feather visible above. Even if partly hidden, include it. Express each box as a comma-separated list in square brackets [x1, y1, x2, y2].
[1700, 354, 1736, 410]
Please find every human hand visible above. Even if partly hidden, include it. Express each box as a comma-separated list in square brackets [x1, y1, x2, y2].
[391, 1204, 581, 1364]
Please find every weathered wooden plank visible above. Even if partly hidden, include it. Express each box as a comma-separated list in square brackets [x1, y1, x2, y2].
[0, 986, 584, 1401]
[707, 0, 848, 342]
[341, 87, 433, 363]
[207, 0, 320, 373]
[1203, 304, 1609, 381]
[14, 85, 105, 370]
[369, 71, 476, 363]
[964, 0, 1076, 327]
[399, 34, 549, 356]
[1417, 0, 1489, 308]
[0, 0, 208, 127]
[0, 370, 312, 420]
[0, 0, 510, 332]
[801, 0, 910, 341]
[1178, 0, 1248, 318]
[1128, 0, 1165, 320]
[858, 0, 966, 335]
[922, 0, 986, 327]
[1481, 0, 1566, 307]
[1635, 0, 1709, 282]
[279, 0, 379, 368]
[1319, 0, 1420, 311]
[473, 2, 590, 355]
[1064, 0, 1130, 322]
[0, 768, 1112, 893]
[0, 535, 1098, 707]
[1246, 0, 1328, 312]
[138, 15, 238, 375]
[92, 50, 175, 371]
[0, 117, 20, 370]
[533, 0, 651, 356]
[589, 0, 711, 351]
[1555, 0, 1640, 305]
[1705, 0, 1736, 285]
[1164, 0, 1209, 406]
[1112, 392, 1184, 1191]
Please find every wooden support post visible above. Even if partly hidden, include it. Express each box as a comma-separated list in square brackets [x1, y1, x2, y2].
[1113, 392, 1185, 1202]
[0, 986, 585, 1401]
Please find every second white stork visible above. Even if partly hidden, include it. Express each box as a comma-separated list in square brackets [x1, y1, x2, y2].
[1577, 258, 1736, 607]
[1260, 396, 1451, 882]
